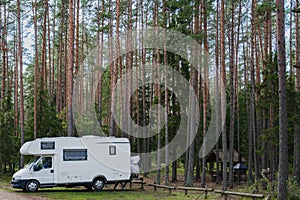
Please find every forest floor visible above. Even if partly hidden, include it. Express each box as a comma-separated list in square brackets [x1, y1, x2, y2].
[0, 173, 275, 200]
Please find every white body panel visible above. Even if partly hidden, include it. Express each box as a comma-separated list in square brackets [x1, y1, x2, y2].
[13, 136, 132, 188]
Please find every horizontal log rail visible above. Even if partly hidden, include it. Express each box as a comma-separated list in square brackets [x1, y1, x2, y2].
[215, 190, 264, 200]
[147, 183, 176, 194]
[177, 186, 214, 198]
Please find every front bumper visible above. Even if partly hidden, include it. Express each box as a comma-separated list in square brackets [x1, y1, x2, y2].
[11, 179, 27, 189]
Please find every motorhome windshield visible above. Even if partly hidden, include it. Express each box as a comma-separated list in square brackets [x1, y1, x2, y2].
[24, 157, 40, 169]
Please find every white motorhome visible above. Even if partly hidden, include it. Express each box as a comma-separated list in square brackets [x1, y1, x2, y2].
[11, 135, 139, 192]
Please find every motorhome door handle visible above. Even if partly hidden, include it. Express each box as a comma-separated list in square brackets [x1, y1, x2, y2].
[50, 170, 54, 173]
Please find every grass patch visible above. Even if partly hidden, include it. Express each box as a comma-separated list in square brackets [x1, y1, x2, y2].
[5, 171, 299, 200]
[12, 187, 218, 200]
[0, 174, 12, 188]
[1, 174, 218, 200]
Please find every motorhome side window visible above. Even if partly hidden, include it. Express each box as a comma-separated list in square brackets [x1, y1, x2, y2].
[63, 149, 87, 161]
[33, 157, 52, 171]
[41, 141, 55, 150]
[109, 145, 116, 155]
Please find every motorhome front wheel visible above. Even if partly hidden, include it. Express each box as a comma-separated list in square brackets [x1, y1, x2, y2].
[93, 178, 105, 191]
[25, 180, 39, 192]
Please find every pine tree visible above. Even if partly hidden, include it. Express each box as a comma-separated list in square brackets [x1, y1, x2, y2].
[277, 0, 288, 198]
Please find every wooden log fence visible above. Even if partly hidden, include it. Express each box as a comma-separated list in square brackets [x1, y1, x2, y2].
[177, 186, 214, 198]
[124, 179, 267, 199]
[215, 190, 265, 200]
[147, 183, 176, 194]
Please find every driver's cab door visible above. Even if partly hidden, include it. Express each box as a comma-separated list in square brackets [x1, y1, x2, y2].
[32, 156, 54, 184]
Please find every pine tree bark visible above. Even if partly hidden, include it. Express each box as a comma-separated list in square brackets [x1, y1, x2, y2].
[14, 28, 19, 138]
[253, 1, 260, 181]
[0, 0, 2, 106]
[66, 0, 75, 136]
[294, 0, 300, 186]
[1, 1, 7, 108]
[163, 0, 169, 186]
[74, 0, 80, 76]
[56, 1, 65, 114]
[276, 0, 288, 198]
[220, 0, 228, 190]
[33, 0, 39, 139]
[17, 0, 25, 168]
[193, 0, 201, 182]
[96, 0, 104, 127]
[41, 0, 48, 90]
[215, 0, 221, 184]
[201, 0, 209, 188]
[228, 0, 235, 188]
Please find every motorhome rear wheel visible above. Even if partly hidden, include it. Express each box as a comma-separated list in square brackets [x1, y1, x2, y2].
[93, 177, 105, 191]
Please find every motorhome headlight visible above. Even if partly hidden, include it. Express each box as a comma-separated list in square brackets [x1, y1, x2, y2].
[13, 176, 21, 180]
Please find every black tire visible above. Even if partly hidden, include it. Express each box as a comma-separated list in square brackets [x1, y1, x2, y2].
[92, 177, 105, 192]
[25, 180, 39, 192]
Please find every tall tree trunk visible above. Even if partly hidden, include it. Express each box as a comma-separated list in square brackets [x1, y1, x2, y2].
[194, 0, 201, 182]
[228, 0, 235, 188]
[127, 0, 133, 139]
[294, 0, 300, 186]
[151, 0, 162, 185]
[17, 0, 25, 168]
[215, 0, 220, 184]
[1, 1, 7, 108]
[220, 0, 228, 190]
[66, 0, 75, 136]
[41, 0, 48, 91]
[33, 0, 39, 139]
[248, 0, 257, 184]
[201, 0, 208, 188]
[290, 0, 293, 77]
[47, 0, 52, 98]
[276, 0, 288, 198]
[163, 0, 169, 186]
[253, 0, 260, 181]
[140, 0, 149, 177]
[0, 0, 2, 107]
[74, 0, 80, 76]
[109, 0, 120, 137]
[235, 0, 242, 169]
[56, 1, 65, 114]
[96, 0, 104, 127]
[14, 29, 19, 139]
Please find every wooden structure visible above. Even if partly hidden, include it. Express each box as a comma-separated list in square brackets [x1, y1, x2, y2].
[206, 150, 246, 182]
[177, 186, 214, 198]
[147, 183, 175, 194]
[215, 190, 264, 200]
[129, 177, 146, 189]
[114, 177, 145, 190]
[233, 162, 247, 183]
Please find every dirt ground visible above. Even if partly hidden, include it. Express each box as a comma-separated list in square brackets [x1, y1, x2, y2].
[0, 189, 47, 200]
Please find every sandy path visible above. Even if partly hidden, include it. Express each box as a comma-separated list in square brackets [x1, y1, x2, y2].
[0, 189, 47, 200]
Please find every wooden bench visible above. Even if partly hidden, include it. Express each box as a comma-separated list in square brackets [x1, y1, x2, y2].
[215, 190, 264, 200]
[177, 186, 213, 198]
[147, 183, 176, 194]
[113, 181, 128, 190]
[114, 178, 146, 190]
[129, 179, 146, 189]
